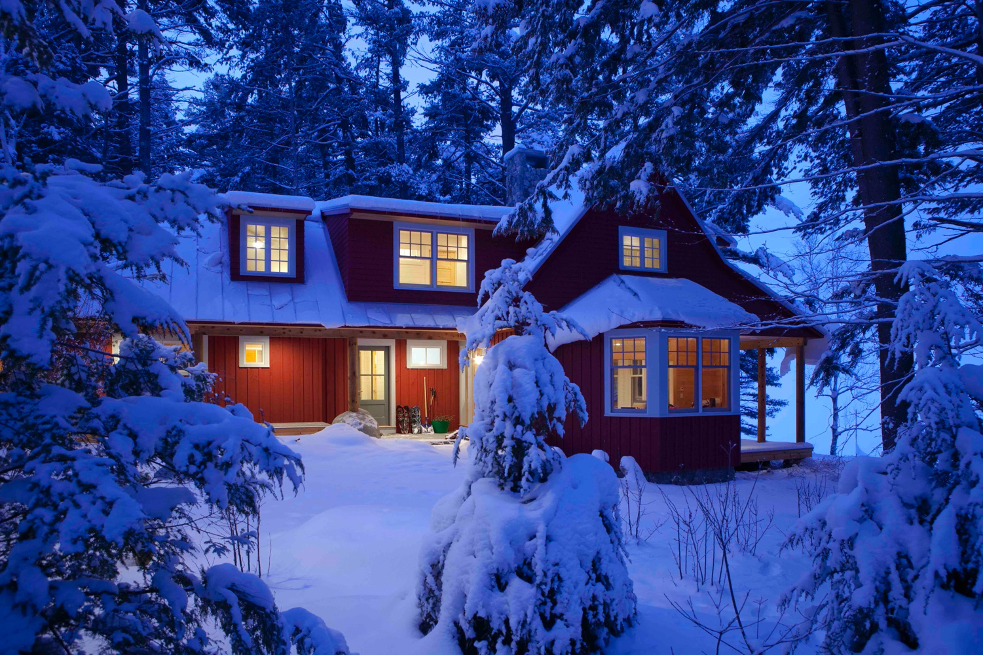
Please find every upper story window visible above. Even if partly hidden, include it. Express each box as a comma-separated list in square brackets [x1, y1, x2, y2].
[619, 226, 667, 273]
[605, 329, 736, 417]
[394, 222, 474, 291]
[240, 217, 296, 277]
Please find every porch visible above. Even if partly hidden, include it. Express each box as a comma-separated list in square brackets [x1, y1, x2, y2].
[739, 335, 814, 462]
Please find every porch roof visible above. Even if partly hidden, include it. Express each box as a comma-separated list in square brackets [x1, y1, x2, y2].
[145, 214, 475, 331]
[544, 274, 759, 349]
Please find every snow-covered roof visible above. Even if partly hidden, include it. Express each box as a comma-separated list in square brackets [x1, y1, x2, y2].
[147, 217, 475, 330]
[546, 275, 759, 349]
[317, 195, 510, 221]
[224, 190, 317, 213]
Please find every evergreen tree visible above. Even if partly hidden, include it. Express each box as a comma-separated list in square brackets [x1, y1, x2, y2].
[416, 260, 636, 653]
[0, 3, 346, 652]
[738, 349, 787, 439]
[187, 0, 361, 197]
[784, 262, 982, 652]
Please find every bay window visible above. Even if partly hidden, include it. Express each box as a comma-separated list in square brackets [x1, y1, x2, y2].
[395, 223, 474, 291]
[605, 329, 737, 417]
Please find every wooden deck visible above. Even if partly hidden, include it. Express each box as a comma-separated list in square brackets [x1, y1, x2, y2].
[271, 422, 330, 436]
[740, 439, 814, 464]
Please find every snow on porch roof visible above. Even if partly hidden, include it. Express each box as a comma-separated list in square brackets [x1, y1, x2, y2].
[545, 274, 759, 350]
[146, 215, 476, 330]
[317, 195, 511, 221]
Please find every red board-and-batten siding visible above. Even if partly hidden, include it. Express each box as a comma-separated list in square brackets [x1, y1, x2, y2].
[324, 212, 533, 305]
[206, 335, 462, 428]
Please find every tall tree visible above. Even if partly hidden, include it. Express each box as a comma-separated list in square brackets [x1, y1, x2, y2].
[509, 0, 982, 451]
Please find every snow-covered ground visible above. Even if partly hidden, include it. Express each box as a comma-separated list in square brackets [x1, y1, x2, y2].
[253, 425, 840, 654]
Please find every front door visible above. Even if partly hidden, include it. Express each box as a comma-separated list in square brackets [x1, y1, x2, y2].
[358, 346, 389, 426]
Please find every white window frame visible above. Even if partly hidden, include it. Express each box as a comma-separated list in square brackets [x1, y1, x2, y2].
[239, 336, 270, 368]
[393, 221, 475, 292]
[618, 226, 667, 273]
[406, 339, 447, 369]
[239, 216, 296, 277]
[603, 328, 739, 417]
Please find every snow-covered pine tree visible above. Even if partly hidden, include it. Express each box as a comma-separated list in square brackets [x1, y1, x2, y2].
[0, 3, 345, 652]
[783, 261, 982, 653]
[416, 259, 636, 654]
[187, 0, 362, 198]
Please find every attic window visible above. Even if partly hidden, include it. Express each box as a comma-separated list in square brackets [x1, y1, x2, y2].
[394, 222, 474, 291]
[240, 218, 295, 277]
[619, 226, 667, 273]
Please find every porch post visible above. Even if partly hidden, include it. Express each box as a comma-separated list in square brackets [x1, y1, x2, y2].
[757, 348, 766, 443]
[795, 343, 806, 443]
[347, 337, 359, 412]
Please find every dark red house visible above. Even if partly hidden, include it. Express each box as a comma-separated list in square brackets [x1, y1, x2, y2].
[148, 173, 823, 480]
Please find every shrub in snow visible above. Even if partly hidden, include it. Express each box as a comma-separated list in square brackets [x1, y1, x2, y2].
[332, 408, 381, 438]
[417, 259, 636, 653]
[783, 262, 982, 653]
[0, 5, 346, 652]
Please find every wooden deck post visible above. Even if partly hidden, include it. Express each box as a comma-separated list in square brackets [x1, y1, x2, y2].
[757, 348, 766, 442]
[347, 337, 359, 412]
[796, 343, 806, 443]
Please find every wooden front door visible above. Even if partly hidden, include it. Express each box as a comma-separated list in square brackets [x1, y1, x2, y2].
[359, 346, 389, 426]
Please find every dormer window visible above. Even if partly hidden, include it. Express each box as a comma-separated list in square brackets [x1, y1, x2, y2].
[394, 222, 474, 291]
[619, 226, 667, 273]
[240, 217, 296, 277]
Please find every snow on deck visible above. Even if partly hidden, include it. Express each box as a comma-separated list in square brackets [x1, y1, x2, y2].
[146, 216, 476, 329]
[317, 195, 510, 221]
[547, 274, 759, 348]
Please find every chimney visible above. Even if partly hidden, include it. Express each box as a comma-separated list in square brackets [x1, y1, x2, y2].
[504, 145, 548, 205]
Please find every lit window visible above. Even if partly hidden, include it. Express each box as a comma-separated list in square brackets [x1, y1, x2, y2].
[239, 336, 270, 368]
[436, 232, 469, 288]
[619, 227, 666, 272]
[241, 218, 295, 277]
[394, 223, 474, 290]
[360, 348, 387, 400]
[668, 337, 697, 410]
[406, 340, 446, 369]
[701, 338, 730, 410]
[611, 337, 646, 410]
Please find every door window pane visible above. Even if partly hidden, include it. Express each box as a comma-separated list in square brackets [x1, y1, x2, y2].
[611, 337, 646, 410]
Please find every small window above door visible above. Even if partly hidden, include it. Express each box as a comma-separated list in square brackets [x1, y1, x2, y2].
[406, 340, 446, 369]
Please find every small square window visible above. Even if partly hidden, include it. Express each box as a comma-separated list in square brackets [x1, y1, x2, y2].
[406, 340, 446, 369]
[619, 227, 667, 272]
[239, 336, 270, 368]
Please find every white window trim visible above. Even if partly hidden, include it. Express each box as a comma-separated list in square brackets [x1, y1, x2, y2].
[239, 216, 296, 277]
[239, 336, 270, 368]
[603, 328, 739, 417]
[392, 221, 475, 292]
[406, 339, 447, 369]
[618, 226, 668, 273]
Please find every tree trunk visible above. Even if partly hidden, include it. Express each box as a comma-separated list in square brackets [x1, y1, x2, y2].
[388, 0, 406, 169]
[826, 0, 911, 452]
[114, 2, 133, 176]
[137, 0, 151, 176]
[829, 373, 840, 456]
[499, 79, 515, 156]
